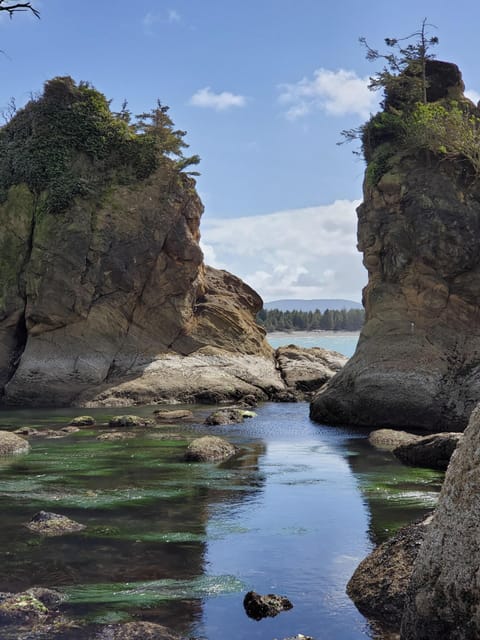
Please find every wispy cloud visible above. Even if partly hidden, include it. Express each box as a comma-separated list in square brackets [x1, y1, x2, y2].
[142, 8, 181, 33]
[190, 87, 247, 111]
[201, 200, 366, 302]
[279, 68, 378, 120]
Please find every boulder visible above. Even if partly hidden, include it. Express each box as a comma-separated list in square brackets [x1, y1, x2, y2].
[97, 431, 136, 441]
[204, 408, 248, 425]
[184, 436, 238, 463]
[0, 591, 48, 624]
[108, 415, 153, 428]
[275, 345, 347, 399]
[347, 518, 430, 629]
[243, 590, 293, 620]
[369, 429, 422, 452]
[310, 61, 480, 433]
[25, 511, 86, 536]
[401, 405, 480, 638]
[69, 415, 96, 426]
[153, 409, 194, 422]
[0, 430, 30, 455]
[394, 432, 462, 470]
[14, 426, 38, 437]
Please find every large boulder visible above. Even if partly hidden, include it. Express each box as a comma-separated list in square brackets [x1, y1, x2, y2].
[394, 432, 462, 470]
[0, 430, 30, 455]
[311, 61, 480, 433]
[347, 518, 430, 630]
[401, 405, 480, 638]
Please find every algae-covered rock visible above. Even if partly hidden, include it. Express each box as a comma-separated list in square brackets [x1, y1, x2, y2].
[97, 431, 136, 441]
[108, 415, 153, 428]
[0, 430, 30, 455]
[93, 621, 187, 639]
[69, 415, 96, 426]
[153, 409, 194, 423]
[184, 435, 238, 462]
[243, 590, 293, 620]
[394, 432, 462, 470]
[26, 511, 86, 536]
[204, 408, 247, 426]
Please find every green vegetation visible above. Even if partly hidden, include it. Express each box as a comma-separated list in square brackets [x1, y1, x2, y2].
[0, 76, 200, 213]
[257, 307, 364, 332]
[341, 21, 480, 185]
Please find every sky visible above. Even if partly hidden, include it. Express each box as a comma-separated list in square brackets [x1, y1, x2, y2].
[1, 0, 479, 302]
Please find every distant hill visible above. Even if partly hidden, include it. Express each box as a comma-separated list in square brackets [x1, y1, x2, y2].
[263, 299, 363, 312]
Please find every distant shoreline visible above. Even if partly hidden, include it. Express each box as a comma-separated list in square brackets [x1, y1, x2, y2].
[266, 330, 360, 338]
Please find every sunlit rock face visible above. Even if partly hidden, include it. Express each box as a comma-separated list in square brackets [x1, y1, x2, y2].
[311, 61, 480, 432]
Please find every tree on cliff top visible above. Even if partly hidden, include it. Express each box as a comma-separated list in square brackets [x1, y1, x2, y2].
[0, 1, 39, 18]
[0, 76, 200, 213]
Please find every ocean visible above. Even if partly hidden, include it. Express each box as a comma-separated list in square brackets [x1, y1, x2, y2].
[267, 330, 359, 358]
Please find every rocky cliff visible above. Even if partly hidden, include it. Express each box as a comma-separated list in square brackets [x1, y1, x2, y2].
[311, 61, 480, 432]
[400, 405, 480, 638]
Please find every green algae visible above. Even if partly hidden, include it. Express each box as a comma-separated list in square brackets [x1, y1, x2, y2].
[63, 575, 245, 608]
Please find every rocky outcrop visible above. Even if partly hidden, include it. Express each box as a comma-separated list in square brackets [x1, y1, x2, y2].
[369, 429, 422, 451]
[25, 511, 86, 536]
[394, 432, 462, 470]
[311, 61, 480, 432]
[400, 405, 480, 639]
[347, 518, 430, 630]
[242, 590, 293, 620]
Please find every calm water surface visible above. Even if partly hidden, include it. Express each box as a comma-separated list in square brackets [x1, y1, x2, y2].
[0, 403, 442, 639]
[267, 332, 359, 357]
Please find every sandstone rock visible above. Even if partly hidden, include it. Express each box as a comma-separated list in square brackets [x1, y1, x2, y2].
[108, 415, 153, 428]
[69, 415, 96, 426]
[184, 435, 238, 462]
[369, 429, 422, 452]
[153, 409, 194, 422]
[204, 408, 247, 425]
[347, 518, 430, 630]
[400, 405, 480, 638]
[26, 511, 86, 536]
[394, 432, 462, 470]
[310, 61, 480, 433]
[275, 345, 347, 400]
[243, 590, 293, 620]
[0, 430, 30, 455]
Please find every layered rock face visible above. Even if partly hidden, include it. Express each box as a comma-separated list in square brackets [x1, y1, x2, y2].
[400, 405, 480, 638]
[311, 61, 480, 432]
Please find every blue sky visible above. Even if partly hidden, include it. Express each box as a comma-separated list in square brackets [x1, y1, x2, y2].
[1, 0, 479, 301]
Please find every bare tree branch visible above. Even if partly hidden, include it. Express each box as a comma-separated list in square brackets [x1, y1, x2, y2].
[0, 1, 40, 19]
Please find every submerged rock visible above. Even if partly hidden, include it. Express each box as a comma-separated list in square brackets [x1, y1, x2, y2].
[204, 408, 249, 425]
[96, 431, 136, 441]
[184, 435, 238, 462]
[93, 621, 187, 639]
[26, 511, 86, 536]
[0, 431, 30, 455]
[0, 591, 48, 624]
[394, 432, 462, 470]
[347, 518, 430, 630]
[153, 409, 194, 422]
[401, 405, 480, 638]
[310, 61, 480, 433]
[243, 590, 293, 620]
[108, 415, 153, 428]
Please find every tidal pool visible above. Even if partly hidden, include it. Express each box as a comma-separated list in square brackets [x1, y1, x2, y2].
[0, 403, 443, 639]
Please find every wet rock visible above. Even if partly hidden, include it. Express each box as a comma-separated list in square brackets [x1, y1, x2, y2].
[369, 429, 422, 452]
[204, 408, 248, 425]
[108, 415, 153, 428]
[25, 511, 86, 536]
[347, 518, 430, 630]
[14, 426, 39, 437]
[59, 426, 80, 434]
[0, 430, 30, 455]
[93, 621, 187, 639]
[394, 432, 462, 470]
[69, 415, 96, 426]
[25, 587, 64, 609]
[273, 390, 298, 402]
[30, 429, 67, 439]
[153, 409, 194, 423]
[96, 431, 136, 441]
[0, 591, 48, 624]
[241, 394, 258, 407]
[401, 405, 480, 638]
[243, 590, 293, 620]
[184, 435, 238, 462]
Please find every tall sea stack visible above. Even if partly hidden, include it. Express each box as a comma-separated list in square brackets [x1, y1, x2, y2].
[311, 60, 480, 432]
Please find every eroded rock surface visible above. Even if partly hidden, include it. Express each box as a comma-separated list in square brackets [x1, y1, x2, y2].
[184, 435, 238, 462]
[394, 432, 462, 470]
[401, 405, 480, 638]
[369, 429, 421, 452]
[311, 61, 480, 432]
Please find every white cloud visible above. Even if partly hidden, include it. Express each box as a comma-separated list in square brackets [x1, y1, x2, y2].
[200, 200, 366, 302]
[466, 89, 480, 105]
[279, 68, 378, 120]
[190, 87, 247, 111]
[142, 9, 181, 32]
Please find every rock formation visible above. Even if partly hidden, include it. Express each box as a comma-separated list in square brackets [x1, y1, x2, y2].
[400, 404, 480, 638]
[311, 61, 480, 432]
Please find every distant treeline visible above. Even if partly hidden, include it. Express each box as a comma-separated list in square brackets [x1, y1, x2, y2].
[256, 307, 365, 332]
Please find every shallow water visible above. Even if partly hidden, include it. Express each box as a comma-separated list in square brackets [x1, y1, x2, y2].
[0, 403, 443, 639]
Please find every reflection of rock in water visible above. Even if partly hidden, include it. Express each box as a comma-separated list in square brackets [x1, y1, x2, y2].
[344, 436, 443, 545]
[0, 431, 267, 637]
